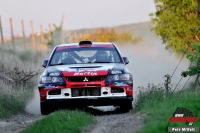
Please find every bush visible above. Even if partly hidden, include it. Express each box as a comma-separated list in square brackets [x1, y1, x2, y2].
[135, 86, 200, 133]
[0, 47, 40, 118]
[134, 83, 168, 112]
[0, 94, 28, 118]
[78, 28, 141, 43]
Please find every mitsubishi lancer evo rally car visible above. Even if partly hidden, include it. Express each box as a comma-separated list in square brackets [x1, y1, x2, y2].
[38, 41, 133, 115]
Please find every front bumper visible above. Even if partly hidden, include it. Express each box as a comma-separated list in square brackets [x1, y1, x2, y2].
[39, 85, 133, 101]
[41, 96, 133, 107]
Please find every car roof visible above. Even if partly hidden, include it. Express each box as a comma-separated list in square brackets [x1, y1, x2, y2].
[56, 42, 116, 49]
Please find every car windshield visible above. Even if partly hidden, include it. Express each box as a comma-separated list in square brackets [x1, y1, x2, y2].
[50, 47, 122, 65]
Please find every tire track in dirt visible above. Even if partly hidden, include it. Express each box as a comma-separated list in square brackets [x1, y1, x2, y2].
[83, 107, 146, 133]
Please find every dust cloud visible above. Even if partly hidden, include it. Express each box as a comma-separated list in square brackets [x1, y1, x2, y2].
[26, 42, 191, 114]
[25, 87, 41, 115]
[96, 40, 191, 111]
[25, 27, 192, 114]
[117, 42, 191, 97]
[25, 51, 50, 115]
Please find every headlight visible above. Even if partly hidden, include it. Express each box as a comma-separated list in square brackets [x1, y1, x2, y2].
[41, 76, 64, 83]
[108, 74, 130, 81]
[113, 75, 120, 80]
[119, 74, 130, 80]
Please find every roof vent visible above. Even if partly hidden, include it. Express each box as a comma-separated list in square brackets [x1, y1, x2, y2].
[79, 40, 92, 47]
[79, 40, 92, 45]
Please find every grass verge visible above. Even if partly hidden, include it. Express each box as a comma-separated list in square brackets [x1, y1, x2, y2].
[21, 110, 96, 133]
[134, 84, 200, 133]
[0, 47, 40, 119]
[0, 92, 31, 118]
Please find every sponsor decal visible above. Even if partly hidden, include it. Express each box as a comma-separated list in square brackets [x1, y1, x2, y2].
[168, 107, 199, 132]
[44, 84, 57, 89]
[57, 65, 114, 72]
[114, 82, 128, 86]
[57, 67, 68, 71]
[75, 68, 79, 72]
[76, 68, 95, 72]
[74, 72, 97, 76]
[48, 95, 61, 98]
[111, 70, 122, 74]
[49, 72, 60, 76]
[40, 92, 45, 96]
[78, 68, 95, 71]
[58, 65, 116, 76]
[128, 87, 133, 91]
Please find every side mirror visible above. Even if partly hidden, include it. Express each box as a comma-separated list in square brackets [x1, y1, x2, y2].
[42, 60, 48, 68]
[123, 57, 129, 65]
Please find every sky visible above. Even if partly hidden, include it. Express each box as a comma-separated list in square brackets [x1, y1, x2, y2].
[0, 0, 190, 114]
[0, 0, 156, 37]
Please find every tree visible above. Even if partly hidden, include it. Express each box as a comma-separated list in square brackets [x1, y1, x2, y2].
[52, 16, 64, 46]
[181, 43, 200, 77]
[43, 16, 64, 47]
[150, 0, 200, 54]
[53, 16, 64, 32]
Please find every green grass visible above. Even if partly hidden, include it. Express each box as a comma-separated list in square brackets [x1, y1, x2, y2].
[20, 110, 96, 133]
[134, 85, 200, 133]
[0, 94, 26, 118]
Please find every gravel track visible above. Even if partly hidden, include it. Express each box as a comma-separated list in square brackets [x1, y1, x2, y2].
[87, 113, 146, 133]
[83, 107, 146, 133]
[0, 113, 44, 133]
[0, 107, 146, 133]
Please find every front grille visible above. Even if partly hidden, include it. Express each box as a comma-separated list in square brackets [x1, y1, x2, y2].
[71, 88, 101, 97]
[71, 84, 101, 87]
[67, 76, 106, 82]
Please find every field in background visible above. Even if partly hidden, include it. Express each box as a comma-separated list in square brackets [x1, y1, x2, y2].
[0, 21, 145, 118]
[0, 21, 193, 116]
[0, 21, 199, 133]
[0, 16, 142, 52]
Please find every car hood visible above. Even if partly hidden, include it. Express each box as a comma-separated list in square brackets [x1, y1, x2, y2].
[46, 63, 125, 76]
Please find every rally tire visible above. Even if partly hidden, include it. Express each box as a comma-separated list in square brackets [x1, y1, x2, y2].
[120, 100, 133, 113]
[40, 102, 53, 115]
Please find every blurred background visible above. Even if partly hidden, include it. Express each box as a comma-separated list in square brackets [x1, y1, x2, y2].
[0, 0, 191, 115]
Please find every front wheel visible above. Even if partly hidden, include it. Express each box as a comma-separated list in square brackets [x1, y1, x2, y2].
[40, 101, 53, 115]
[120, 100, 133, 113]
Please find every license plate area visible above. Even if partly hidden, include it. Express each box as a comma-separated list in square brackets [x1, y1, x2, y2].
[71, 88, 101, 97]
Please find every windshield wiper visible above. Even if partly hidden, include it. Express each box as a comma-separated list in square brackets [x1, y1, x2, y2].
[84, 61, 111, 63]
[50, 63, 64, 66]
[94, 61, 111, 63]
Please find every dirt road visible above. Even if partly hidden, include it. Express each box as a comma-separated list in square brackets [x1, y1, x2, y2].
[83, 107, 146, 133]
[0, 113, 44, 133]
[0, 107, 146, 133]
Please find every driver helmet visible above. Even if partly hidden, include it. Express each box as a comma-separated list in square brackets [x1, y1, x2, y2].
[96, 51, 108, 61]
